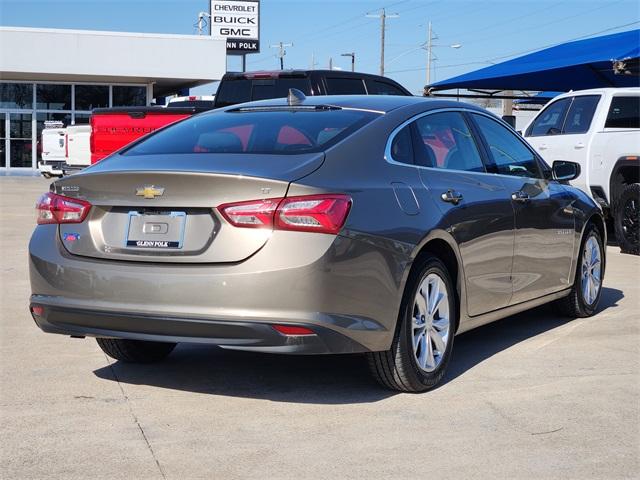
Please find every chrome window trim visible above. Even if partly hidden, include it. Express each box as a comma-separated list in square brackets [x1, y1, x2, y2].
[384, 107, 495, 172]
[384, 107, 550, 179]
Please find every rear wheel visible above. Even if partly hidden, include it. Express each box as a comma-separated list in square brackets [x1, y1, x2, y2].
[96, 338, 176, 363]
[614, 183, 640, 255]
[368, 256, 456, 392]
[555, 224, 604, 318]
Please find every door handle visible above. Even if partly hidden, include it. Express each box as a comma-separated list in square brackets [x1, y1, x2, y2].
[441, 190, 463, 205]
[574, 142, 585, 149]
[511, 191, 530, 203]
[539, 144, 548, 150]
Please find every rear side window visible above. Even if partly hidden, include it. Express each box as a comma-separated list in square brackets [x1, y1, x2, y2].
[527, 98, 571, 136]
[215, 79, 251, 107]
[473, 114, 542, 178]
[563, 95, 600, 134]
[123, 108, 378, 156]
[389, 125, 414, 165]
[325, 77, 367, 94]
[413, 112, 484, 172]
[370, 80, 406, 96]
[605, 96, 640, 128]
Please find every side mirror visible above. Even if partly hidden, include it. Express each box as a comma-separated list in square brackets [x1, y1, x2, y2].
[552, 160, 581, 182]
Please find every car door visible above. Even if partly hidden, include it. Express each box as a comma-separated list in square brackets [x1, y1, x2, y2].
[472, 113, 576, 305]
[524, 97, 572, 164]
[410, 111, 516, 316]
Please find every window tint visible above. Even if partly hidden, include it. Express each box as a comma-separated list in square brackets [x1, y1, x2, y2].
[75, 85, 109, 110]
[0, 83, 33, 109]
[563, 95, 600, 134]
[251, 78, 311, 101]
[215, 79, 251, 107]
[413, 112, 484, 172]
[605, 96, 640, 129]
[325, 77, 366, 94]
[527, 98, 571, 136]
[36, 84, 71, 110]
[390, 125, 414, 165]
[473, 114, 542, 178]
[112, 86, 146, 107]
[124, 109, 378, 156]
[370, 80, 405, 96]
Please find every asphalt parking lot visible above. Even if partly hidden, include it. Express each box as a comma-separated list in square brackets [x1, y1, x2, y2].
[1, 175, 639, 480]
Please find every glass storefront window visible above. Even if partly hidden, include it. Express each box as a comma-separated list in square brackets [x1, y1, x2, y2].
[9, 113, 33, 168]
[73, 114, 91, 125]
[0, 83, 33, 109]
[36, 84, 72, 110]
[75, 85, 109, 110]
[36, 112, 72, 137]
[113, 86, 146, 106]
[0, 112, 5, 168]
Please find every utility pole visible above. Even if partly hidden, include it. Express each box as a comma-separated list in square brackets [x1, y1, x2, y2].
[270, 42, 293, 69]
[310, 52, 318, 70]
[426, 21, 433, 86]
[341, 52, 355, 72]
[366, 9, 398, 76]
[329, 57, 333, 70]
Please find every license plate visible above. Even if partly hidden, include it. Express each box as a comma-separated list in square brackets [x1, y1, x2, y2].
[125, 211, 186, 249]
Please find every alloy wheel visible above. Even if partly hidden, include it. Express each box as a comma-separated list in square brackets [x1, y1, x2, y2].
[621, 197, 639, 245]
[412, 273, 450, 373]
[581, 236, 602, 305]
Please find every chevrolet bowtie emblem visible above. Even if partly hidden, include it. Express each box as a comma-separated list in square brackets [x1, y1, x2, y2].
[135, 186, 165, 199]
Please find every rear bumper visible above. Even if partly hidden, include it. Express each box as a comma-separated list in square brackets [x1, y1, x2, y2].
[29, 225, 411, 353]
[29, 303, 365, 354]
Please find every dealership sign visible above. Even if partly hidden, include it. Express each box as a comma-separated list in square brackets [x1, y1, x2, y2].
[210, 0, 260, 55]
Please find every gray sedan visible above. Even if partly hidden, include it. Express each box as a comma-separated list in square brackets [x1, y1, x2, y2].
[29, 94, 605, 392]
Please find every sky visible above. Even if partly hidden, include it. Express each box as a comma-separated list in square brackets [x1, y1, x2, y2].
[1, 0, 639, 96]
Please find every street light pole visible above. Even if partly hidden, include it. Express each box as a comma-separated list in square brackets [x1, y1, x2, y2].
[341, 52, 355, 72]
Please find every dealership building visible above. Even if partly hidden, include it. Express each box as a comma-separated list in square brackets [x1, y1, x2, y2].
[0, 27, 226, 172]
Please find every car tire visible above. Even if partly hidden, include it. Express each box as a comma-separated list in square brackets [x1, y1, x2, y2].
[555, 224, 604, 318]
[96, 338, 176, 363]
[614, 183, 640, 255]
[367, 255, 456, 393]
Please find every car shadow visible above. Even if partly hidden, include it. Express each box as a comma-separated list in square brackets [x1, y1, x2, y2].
[93, 287, 623, 404]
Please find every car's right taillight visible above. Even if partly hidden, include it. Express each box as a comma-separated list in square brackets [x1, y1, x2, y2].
[218, 194, 351, 235]
[36, 192, 92, 225]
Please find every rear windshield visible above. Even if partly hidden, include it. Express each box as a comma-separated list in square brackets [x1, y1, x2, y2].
[123, 108, 379, 156]
[214, 77, 312, 107]
[605, 96, 640, 129]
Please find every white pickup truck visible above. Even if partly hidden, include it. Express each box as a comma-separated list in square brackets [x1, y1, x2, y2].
[38, 121, 66, 178]
[62, 125, 91, 174]
[523, 88, 640, 254]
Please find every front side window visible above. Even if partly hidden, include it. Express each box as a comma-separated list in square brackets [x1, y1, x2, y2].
[325, 77, 367, 95]
[605, 96, 640, 129]
[473, 114, 542, 178]
[123, 108, 379, 156]
[563, 95, 600, 134]
[527, 98, 571, 136]
[413, 112, 485, 172]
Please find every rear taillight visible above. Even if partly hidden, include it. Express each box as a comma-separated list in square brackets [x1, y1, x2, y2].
[64, 134, 68, 158]
[36, 192, 91, 225]
[218, 194, 351, 235]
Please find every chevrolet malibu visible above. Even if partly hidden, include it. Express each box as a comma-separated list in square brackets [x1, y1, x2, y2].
[29, 94, 605, 392]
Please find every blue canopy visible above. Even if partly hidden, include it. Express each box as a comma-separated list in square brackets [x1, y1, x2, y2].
[430, 29, 640, 92]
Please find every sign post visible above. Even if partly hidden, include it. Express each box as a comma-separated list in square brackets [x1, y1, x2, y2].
[210, 0, 260, 61]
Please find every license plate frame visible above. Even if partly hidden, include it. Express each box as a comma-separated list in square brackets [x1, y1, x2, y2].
[125, 211, 186, 249]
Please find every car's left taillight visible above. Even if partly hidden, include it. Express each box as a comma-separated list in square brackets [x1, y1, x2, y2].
[36, 192, 91, 225]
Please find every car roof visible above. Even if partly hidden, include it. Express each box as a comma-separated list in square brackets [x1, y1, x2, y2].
[224, 94, 484, 114]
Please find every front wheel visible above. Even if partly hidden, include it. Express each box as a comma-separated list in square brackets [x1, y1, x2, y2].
[368, 256, 456, 392]
[614, 183, 640, 255]
[555, 224, 604, 318]
[96, 338, 176, 363]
